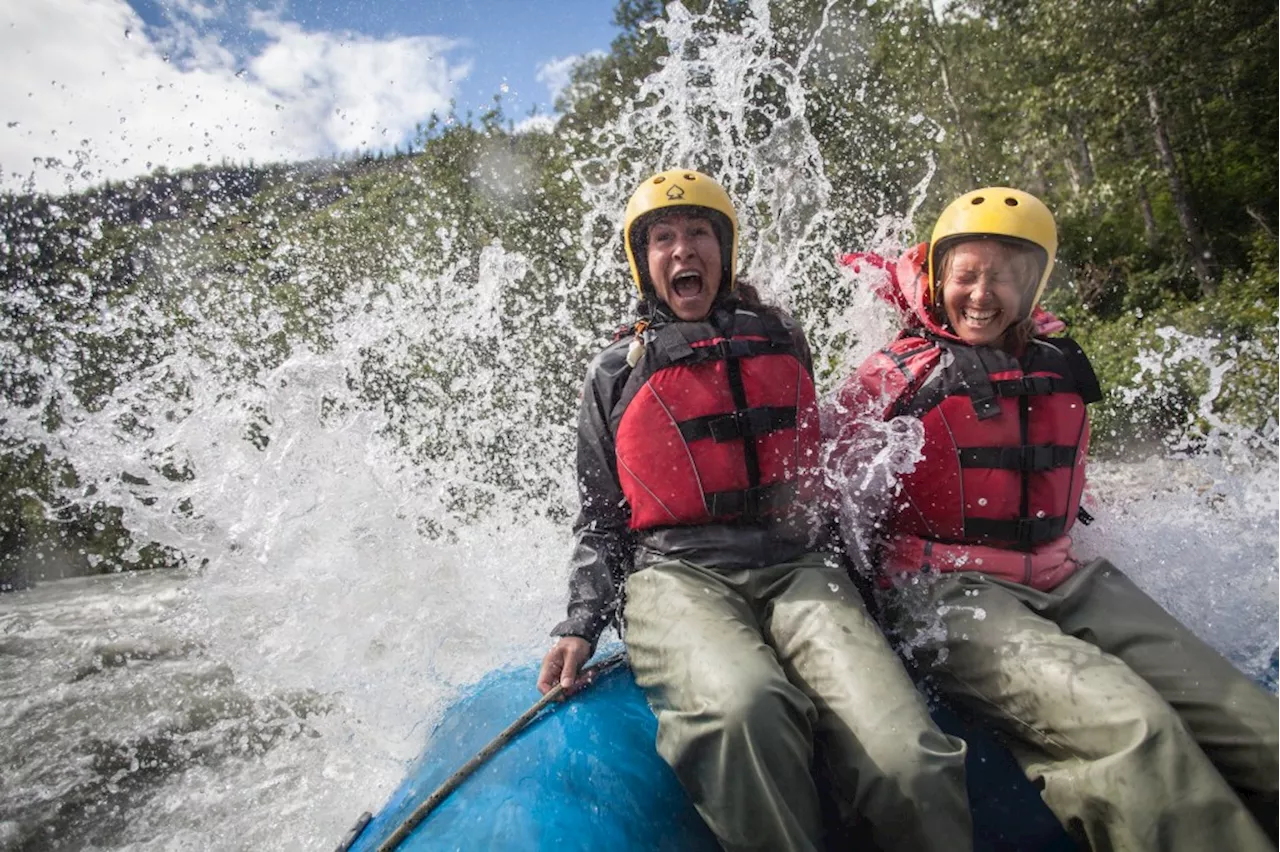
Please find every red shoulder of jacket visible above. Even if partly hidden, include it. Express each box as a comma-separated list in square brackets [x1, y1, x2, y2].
[840, 244, 952, 337]
[832, 335, 940, 423]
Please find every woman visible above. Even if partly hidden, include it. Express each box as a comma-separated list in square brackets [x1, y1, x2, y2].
[537, 169, 971, 852]
[828, 186, 1279, 851]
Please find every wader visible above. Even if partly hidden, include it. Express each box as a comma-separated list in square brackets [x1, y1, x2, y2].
[624, 551, 972, 852]
[888, 558, 1279, 852]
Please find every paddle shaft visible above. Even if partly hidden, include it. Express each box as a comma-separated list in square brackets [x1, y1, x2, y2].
[375, 651, 626, 852]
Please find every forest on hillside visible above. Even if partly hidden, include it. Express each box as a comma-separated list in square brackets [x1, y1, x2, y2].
[1, 0, 1275, 586]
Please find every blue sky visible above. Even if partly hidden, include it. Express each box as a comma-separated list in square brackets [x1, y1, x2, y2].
[0, 0, 622, 193]
[128, 0, 621, 118]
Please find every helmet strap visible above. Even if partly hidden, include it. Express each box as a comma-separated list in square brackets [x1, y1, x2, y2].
[637, 297, 675, 324]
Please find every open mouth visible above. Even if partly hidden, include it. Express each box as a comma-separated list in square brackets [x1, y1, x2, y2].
[671, 269, 703, 298]
[961, 306, 1001, 327]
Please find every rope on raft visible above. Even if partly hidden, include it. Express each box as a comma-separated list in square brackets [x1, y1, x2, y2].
[375, 649, 629, 852]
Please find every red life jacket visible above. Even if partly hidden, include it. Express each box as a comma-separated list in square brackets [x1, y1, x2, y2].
[883, 333, 1102, 551]
[613, 308, 820, 530]
[835, 245, 1101, 589]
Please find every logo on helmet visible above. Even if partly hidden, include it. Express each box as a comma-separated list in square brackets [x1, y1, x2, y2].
[665, 185, 685, 200]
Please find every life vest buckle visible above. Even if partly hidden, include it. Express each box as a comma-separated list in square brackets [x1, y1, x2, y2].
[708, 410, 753, 442]
[1023, 445, 1075, 471]
[1012, 518, 1038, 546]
[703, 481, 797, 521]
[966, 515, 1066, 547]
[714, 339, 755, 360]
[1011, 516, 1066, 546]
[1019, 375, 1055, 396]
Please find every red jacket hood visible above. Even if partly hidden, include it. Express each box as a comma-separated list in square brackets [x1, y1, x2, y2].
[841, 242, 1066, 340]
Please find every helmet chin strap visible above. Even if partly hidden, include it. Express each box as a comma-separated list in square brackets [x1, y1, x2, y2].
[637, 297, 672, 322]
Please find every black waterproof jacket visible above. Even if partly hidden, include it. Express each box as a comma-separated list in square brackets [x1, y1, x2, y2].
[551, 299, 829, 646]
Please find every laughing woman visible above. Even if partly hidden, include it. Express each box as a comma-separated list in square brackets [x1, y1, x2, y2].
[828, 186, 1279, 852]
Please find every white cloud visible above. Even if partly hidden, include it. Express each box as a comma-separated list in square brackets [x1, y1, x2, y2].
[534, 51, 605, 103]
[164, 0, 222, 22]
[513, 114, 557, 135]
[0, 0, 471, 194]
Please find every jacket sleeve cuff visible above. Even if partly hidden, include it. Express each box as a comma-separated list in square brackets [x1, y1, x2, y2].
[550, 613, 606, 649]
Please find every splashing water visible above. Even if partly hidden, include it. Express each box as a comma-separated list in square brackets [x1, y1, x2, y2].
[0, 3, 1274, 850]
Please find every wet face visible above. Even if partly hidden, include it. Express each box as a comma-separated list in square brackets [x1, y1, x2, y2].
[939, 240, 1033, 346]
[646, 213, 723, 321]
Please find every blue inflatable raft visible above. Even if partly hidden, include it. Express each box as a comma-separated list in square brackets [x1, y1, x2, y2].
[338, 652, 1088, 852]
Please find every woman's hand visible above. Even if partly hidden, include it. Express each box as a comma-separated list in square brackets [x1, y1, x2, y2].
[537, 636, 593, 697]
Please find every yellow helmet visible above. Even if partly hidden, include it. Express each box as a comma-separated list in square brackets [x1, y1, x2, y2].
[928, 187, 1058, 314]
[623, 169, 739, 297]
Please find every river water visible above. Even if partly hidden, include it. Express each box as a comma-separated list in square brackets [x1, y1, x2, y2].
[2, 2, 1277, 850]
[1, 453, 1274, 851]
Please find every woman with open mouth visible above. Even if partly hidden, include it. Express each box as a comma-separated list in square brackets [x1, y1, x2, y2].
[536, 168, 972, 851]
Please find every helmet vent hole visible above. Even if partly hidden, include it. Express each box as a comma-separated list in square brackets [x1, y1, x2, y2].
[653, 176, 666, 184]
[1004, 197, 1019, 206]
[684, 173, 697, 180]
[971, 196, 985, 205]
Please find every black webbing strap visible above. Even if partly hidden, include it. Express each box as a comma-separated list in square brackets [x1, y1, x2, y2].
[681, 338, 789, 366]
[965, 515, 1066, 547]
[749, 308, 797, 348]
[879, 343, 917, 382]
[945, 344, 1002, 420]
[899, 334, 1102, 423]
[991, 375, 1072, 397]
[1052, 337, 1103, 404]
[647, 309, 796, 369]
[958, 445, 1077, 471]
[704, 481, 797, 521]
[679, 406, 797, 444]
[645, 323, 700, 364]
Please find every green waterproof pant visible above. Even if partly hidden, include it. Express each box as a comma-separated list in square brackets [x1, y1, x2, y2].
[623, 551, 972, 852]
[888, 558, 1279, 852]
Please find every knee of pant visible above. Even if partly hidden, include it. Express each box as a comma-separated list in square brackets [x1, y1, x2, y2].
[864, 728, 962, 793]
[1107, 694, 1189, 762]
[713, 677, 811, 745]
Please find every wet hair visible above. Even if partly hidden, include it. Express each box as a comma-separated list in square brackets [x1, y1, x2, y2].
[730, 278, 764, 307]
[933, 239, 1041, 351]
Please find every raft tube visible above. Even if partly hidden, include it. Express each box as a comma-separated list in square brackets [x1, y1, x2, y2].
[339, 655, 1086, 851]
